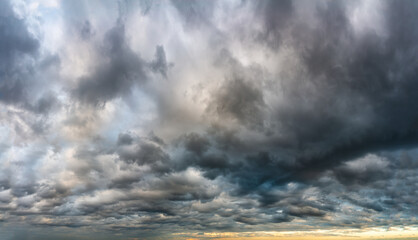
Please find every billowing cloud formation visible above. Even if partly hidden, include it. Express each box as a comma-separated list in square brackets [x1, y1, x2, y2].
[1, 0, 418, 239]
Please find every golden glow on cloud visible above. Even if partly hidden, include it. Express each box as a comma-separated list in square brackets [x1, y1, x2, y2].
[175, 227, 418, 240]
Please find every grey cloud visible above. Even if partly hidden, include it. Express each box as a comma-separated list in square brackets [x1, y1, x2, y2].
[394, 151, 418, 169]
[0, 0, 60, 120]
[27, 92, 60, 114]
[285, 206, 325, 217]
[80, 20, 94, 40]
[173, 132, 239, 179]
[71, 169, 221, 218]
[209, 50, 267, 129]
[274, 0, 418, 169]
[72, 21, 170, 105]
[255, 0, 293, 49]
[0, 0, 38, 105]
[0, 1, 39, 66]
[333, 154, 392, 185]
[117, 132, 134, 146]
[199, 0, 418, 178]
[343, 195, 384, 212]
[151, 45, 171, 78]
[116, 132, 170, 174]
[72, 21, 147, 105]
[181, 132, 210, 156]
[211, 77, 265, 128]
[170, 0, 216, 29]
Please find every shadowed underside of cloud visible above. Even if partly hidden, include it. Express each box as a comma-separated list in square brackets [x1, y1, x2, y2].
[1, 0, 418, 239]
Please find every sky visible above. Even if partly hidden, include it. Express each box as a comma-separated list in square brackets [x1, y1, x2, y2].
[1, 0, 418, 239]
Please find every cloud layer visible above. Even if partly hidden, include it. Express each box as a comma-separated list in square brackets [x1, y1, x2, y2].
[1, 0, 418, 239]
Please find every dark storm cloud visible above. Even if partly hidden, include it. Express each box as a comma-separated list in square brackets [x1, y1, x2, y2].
[173, 132, 240, 179]
[72, 20, 170, 106]
[116, 132, 171, 174]
[160, 0, 418, 221]
[212, 77, 265, 128]
[255, 0, 293, 49]
[394, 151, 418, 169]
[0, 0, 38, 105]
[209, 49, 266, 129]
[0, 1, 39, 67]
[285, 206, 325, 217]
[151, 45, 170, 78]
[270, 0, 418, 170]
[333, 154, 392, 185]
[0, 0, 61, 118]
[198, 0, 418, 179]
[117, 132, 134, 146]
[181, 132, 210, 156]
[72, 21, 147, 105]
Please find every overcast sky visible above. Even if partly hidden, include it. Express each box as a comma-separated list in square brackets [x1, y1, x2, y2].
[1, 0, 418, 239]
